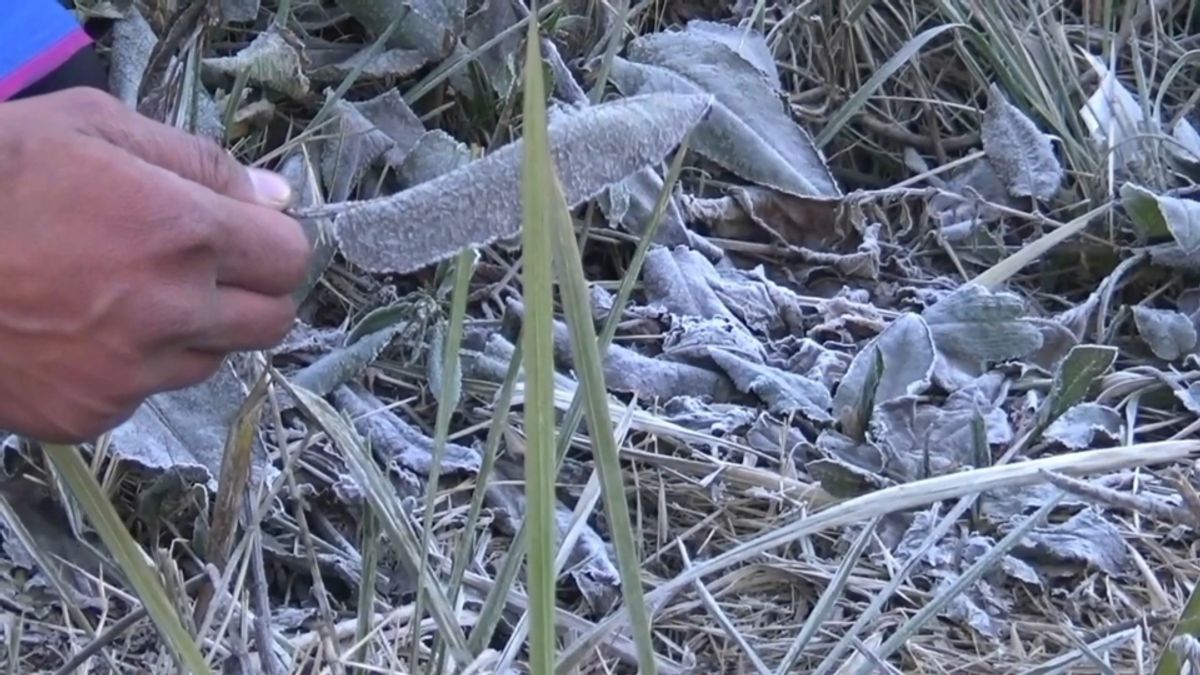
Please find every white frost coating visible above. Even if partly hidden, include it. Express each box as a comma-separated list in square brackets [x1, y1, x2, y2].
[202, 28, 310, 100]
[332, 93, 712, 274]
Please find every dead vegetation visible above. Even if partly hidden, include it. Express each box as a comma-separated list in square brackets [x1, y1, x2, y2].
[3, 0, 1200, 673]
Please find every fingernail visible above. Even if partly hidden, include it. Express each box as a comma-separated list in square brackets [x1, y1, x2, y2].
[249, 168, 293, 208]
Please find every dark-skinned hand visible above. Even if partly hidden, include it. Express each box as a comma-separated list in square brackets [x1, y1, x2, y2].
[0, 87, 312, 443]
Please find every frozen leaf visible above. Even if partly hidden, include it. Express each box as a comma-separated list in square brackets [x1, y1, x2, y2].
[660, 397, 757, 437]
[833, 313, 935, 434]
[980, 84, 1063, 201]
[109, 8, 157, 106]
[290, 318, 406, 399]
[807, 457, 889, 498]
[354, 89, 427, 168]
[931, 159, 1019, 241]
[932, 575, 1005, 639]
[1043, 403, 1122, 449]
[332, 93, 711, 274]
[871, 374, 1012, 482]
[922, 284, 1043, 391]
[1042, 344, 1118, 424]
[1121, 183, 1200, 252]
[642, 247, 742, 324]
[662, 316, 767, 366]
[335, 0, 463, 61]
[815, 429, 886, 474]
[611, 24, 838, 198]
[1171, 117, 1200, 164]
[682, 20, 780, 83]
[1079, 52, 1145, 167]
[505, 300, 735, 401]
[221, 0, 260, 22]
[108, 358, 259, 490]
[308, 46, 428, 83]
[1014, 508, 1129, 577]
[463, 0, 522, 93]
[399, 130, 472, 186]
[600, 167, 693, 248]
[332, 385, 481, 476]
[1133, 305, 1197, 360]
[486, 460, 619, 612]
[202, 28, 310, 100]
[1025, 318, 1080, 374]
[321, 99, 396, 202]
[708, 348, 833, 422]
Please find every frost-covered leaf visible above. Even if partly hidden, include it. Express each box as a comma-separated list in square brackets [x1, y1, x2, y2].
[202, 28, 310, 100]
[332, 385, 481, 476]
[1079, 52, 1145, 167]
[1043, 403, 1122, 449]
[922, 284, 1043, 391]
[321, 98, 396, 202]
[599, 167, 693, 248]
[660, 397, 757, 437]
[463, 0, 522, 93]
[931, 159, 1020, 242]
[871, 374, 1012, 482]
[335, 0, 463, 61]
[1014, 508, 1129, 577]
[709, 348, 833, 422]
[807, 457, 889, 498]
[662, 316, 767, 366]
[108, 359, 259, 490]
[398, 130, 472, 187]
[980, 84, 1063, 201]
[1132, 305, 1197, 360]
[109, 8, 157, 106]
[833, 313, 935, 433]
[1120, 183, 1200, 252]
[290, 311, 410, 398]
[642, 247, 807, 336]
[682, 20, 780, 83]
[611, 23, 838, 198]
[332, 93, 710, 274]
[307, 45, 428, 83]
[1171, 117, 1200, 165]
[1042, 344, 1118, 424]
[1025, 318, 1080, 374]
[485, 460, 619, 612]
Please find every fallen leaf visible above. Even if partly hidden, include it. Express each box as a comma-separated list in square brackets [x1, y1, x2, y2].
[832, 313, 936, 434]
[1132, 305, 1197, 360]
[202, 27, 310, 100]
[1121, 182, 1200, 253]
[1013, 508, 1130, 577]
[922, 284, 1044, 391]
[1043, 403, 1122, 449]
[611, 22, 839, 198]
[708, 348, 833, 422]
[980, 84, 1063, 201]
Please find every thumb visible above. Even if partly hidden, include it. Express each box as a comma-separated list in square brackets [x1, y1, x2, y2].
[77, 89, 293, 209]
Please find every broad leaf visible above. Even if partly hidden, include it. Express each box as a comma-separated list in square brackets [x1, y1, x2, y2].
[1042, 344, 1118, 425]
[833, 313, 936, 434]
[610, 22, 838, 198]
[202, 27, 310, 100]
[1121, 183, 1200, 253]
[331, 93, 711, 273]
[981, 84, 1063, 201]
[1133, 305, 1197, 361]
[922, 284, 1043, 391]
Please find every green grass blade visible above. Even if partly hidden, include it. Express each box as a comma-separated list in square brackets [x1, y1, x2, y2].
[542, 94, 661, 675]
[411, 247, 476, 666]
[42, 444, 212, 675]
[518, 11, 561, 674]
[972, 202, 1111, 290]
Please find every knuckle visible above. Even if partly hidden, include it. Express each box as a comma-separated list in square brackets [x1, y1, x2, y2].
[187, 136, 242, 195]
[63, 86, 119, 117]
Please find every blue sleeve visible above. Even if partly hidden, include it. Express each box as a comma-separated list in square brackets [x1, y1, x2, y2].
[0, 2, 92, 101]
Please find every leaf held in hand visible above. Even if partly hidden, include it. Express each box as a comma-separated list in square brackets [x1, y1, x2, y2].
[332, 93, 711, 274]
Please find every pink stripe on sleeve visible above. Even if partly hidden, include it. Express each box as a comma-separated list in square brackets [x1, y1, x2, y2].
[0, 28, 93, 103]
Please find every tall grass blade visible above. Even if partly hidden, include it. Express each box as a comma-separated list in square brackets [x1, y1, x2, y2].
[42, 444, 212, 675]
[518, 11, 561, 674]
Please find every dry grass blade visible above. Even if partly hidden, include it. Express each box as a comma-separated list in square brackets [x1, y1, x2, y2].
[519, 11, 565, 673]
[973, 202, 1112, 289]
[42, 444, 212, 675]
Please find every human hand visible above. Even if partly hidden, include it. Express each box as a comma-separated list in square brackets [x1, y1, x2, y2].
[0, 87, 312, 443]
